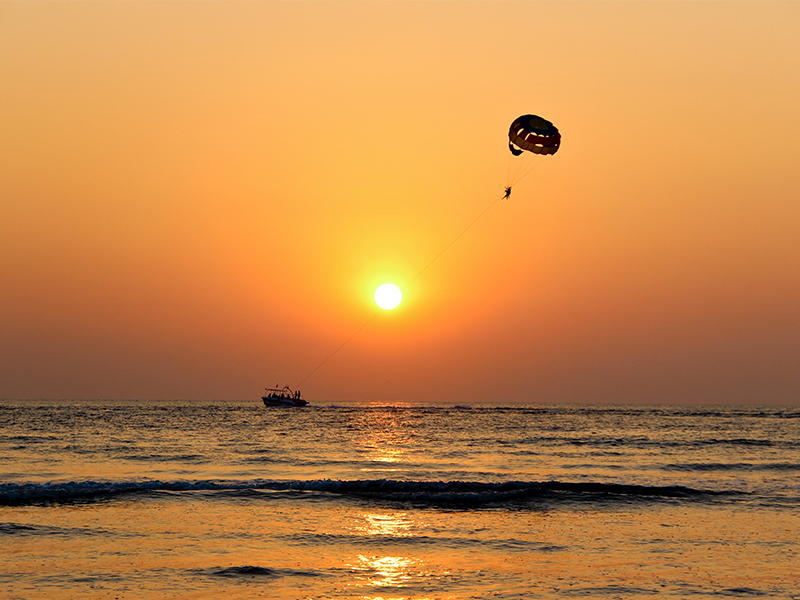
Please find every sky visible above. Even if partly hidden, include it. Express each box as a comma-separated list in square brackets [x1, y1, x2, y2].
[1, 1, 799, 404]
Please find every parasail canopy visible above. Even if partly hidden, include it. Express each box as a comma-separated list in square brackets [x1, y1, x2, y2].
[508, 114, 560, 156]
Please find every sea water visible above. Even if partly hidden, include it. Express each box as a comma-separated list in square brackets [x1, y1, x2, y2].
[1, 401, 798, 599]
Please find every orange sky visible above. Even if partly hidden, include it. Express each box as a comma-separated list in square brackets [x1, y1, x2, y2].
[1, 1, 799, 404]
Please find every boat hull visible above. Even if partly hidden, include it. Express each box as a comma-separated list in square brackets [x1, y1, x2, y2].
[262, 396, 308, 407]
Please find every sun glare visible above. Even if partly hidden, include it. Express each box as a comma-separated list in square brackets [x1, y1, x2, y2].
[374, 283, 402, 310]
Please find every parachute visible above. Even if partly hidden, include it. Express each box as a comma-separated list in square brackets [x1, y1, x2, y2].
[506, 114, 560, 188]
[508, 114, 560, 156]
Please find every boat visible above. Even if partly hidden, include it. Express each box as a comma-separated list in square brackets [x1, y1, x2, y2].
[262, 385, 309, 407]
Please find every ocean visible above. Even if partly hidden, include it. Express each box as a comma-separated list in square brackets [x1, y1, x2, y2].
[1, 401, 798, 599]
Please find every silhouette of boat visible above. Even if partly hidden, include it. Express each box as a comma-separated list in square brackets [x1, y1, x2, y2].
[262, 386, 308, 407]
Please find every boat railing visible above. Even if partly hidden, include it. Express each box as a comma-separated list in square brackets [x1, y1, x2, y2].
[263, 385, 303, 400]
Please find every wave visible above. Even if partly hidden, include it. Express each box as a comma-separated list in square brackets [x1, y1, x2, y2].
[0, 478, 737, 508]
[211, 566, 281, 578]
[283, 531, 566, 552]
[664, 462, 800, 472]
[0, 522, 108, 537]
[202, 565, 321, 579]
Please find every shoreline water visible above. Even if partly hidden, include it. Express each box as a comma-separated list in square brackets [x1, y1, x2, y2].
[2, 401, 798, 599]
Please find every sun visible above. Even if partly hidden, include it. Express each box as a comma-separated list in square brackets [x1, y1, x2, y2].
[374, 283, 402, 310]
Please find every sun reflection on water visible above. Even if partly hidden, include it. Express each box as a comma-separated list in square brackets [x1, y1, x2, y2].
[358, 512, 413, 537]
[344, 512, 437, 599]
[351, 408, 419, 471]
[353, 554, 422, 588]
[344, 410, 438, 599]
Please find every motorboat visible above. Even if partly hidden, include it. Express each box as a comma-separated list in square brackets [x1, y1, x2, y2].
[262, 386, 308, 407]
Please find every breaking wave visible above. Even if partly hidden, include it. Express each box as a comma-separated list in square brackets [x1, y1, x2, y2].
[0, 478, 737, 508]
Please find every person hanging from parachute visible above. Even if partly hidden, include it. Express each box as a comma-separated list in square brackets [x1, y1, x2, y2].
[505, 114, 561, 196]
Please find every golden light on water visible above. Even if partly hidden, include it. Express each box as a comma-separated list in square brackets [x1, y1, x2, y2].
[347, 513, 424, 595]
[344, 421, 433, 598]
[352, 409, 410, 470]
[356, 554, 419, 588]
[358, 513, 413, 538]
